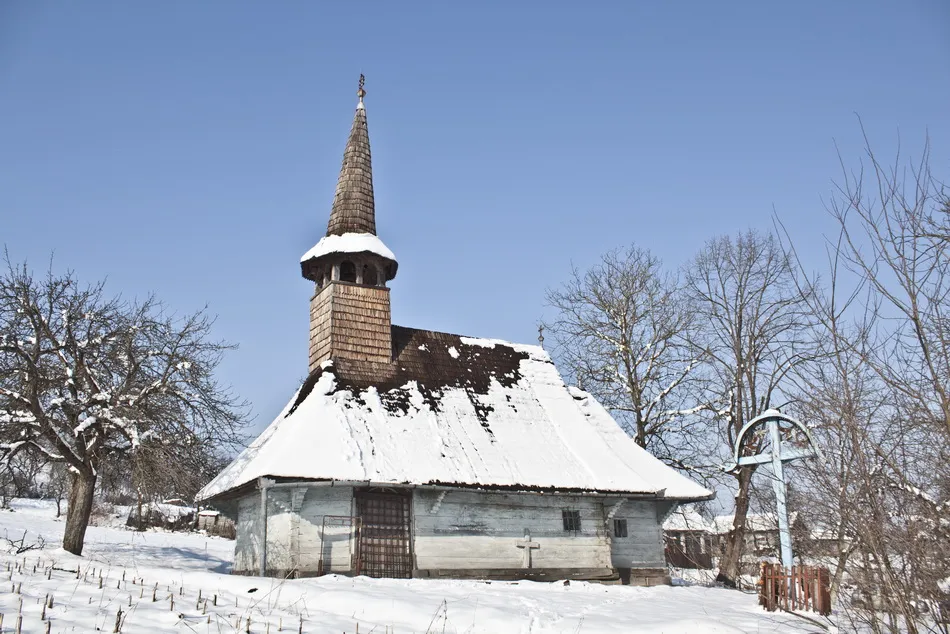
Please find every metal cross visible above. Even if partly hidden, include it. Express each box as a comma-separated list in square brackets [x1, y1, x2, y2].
[516, 531, 540, 568]
[726, 409, 820, 571]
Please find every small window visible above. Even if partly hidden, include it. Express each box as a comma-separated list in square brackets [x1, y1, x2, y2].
[339, 260, 356, 282]
[562, 509, 581, 532]
[613, 518, 628, 538]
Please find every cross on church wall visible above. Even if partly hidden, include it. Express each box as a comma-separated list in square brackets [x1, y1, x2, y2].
[516, 530, 540, 568]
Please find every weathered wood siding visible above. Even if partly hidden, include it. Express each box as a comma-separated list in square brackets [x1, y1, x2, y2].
[233, 486, 356, 575]
[309, 282, 392, 371]
[296, 486, 355, 574]
[609, 500, 665, 569]
[308, 286, 334, 371]
[260, 489, 294, 572]
[235, 485, 670, 580]
[234, 492, 260, 573]
[412, 490, 611, 573]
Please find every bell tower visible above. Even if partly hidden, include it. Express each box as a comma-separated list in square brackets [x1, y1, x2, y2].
[300, 76, 397, 371]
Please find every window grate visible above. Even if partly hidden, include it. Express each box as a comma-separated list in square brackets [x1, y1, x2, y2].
[562, 509, 581, 532]
[355, 491, 412, 579]
[613, 518, 628, 538]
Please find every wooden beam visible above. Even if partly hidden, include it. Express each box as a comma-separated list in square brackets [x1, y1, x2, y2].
[258, 477, 274, 576]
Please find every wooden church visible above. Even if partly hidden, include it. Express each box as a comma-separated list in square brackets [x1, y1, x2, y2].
[197, 79, 712, 585]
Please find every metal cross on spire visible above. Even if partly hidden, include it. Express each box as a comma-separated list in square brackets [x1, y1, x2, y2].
[357, 74, 366, 105]
[726, 409, 820, 572]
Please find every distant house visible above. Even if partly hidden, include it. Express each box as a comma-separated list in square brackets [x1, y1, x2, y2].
[797, 520, 851, 560]
[663, 507, 714, 569]
[197, 510, 236, 539]
[712, 513, 806, 568]
[196, 80, 713, 585]
[126, 501, 195, 531]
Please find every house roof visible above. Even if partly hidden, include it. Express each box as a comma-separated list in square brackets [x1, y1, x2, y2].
[663, 506, 714, 533]
[197, 327, 714, 503]
[712, 512, 799, 534]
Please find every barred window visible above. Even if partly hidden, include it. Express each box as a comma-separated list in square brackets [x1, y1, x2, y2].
[613, 518, 628, 538]
[562, 509, 581, 532]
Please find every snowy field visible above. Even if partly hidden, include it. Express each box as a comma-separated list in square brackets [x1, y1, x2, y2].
[0, 500, 827, 633]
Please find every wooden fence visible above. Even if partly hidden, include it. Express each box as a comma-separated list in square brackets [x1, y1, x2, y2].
[759, 563, 832, 616]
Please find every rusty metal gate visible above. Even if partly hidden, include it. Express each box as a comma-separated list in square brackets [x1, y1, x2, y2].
[355, 490, 412, 578]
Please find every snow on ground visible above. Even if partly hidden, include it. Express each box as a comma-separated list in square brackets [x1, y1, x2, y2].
[0, 500, 826, 633]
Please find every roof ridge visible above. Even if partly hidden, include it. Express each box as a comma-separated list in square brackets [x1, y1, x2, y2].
[392, 325, 548, 353]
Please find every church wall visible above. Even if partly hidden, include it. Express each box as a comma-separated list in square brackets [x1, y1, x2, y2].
[233, 486, 356, 576]
[233, 489, 294, 575]
[411, 489, 613, 579]
[295, 486, 356, 574]
[262, 489, 295, 573]
[234, 492, 260, 574]
[234, 485, 671, 584]
[233, 487, 355, 575]
[608, 500, 666, 569]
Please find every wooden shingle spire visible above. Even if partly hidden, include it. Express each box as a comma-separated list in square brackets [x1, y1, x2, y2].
[326, 74, 376, 236]
[301, 76, 397, 372]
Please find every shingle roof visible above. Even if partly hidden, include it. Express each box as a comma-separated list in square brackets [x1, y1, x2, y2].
[326, 101, 376, 236]
[197, 327, 714, 503]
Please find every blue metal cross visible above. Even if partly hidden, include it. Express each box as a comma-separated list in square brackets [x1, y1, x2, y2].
[726, 409, 820, 571]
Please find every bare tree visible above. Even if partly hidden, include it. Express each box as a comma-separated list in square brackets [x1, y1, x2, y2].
[120, 435, 229, 528]
[545, 246, 703, 469]
[831, 133, 950, 440]
[786, 132, 950, 633]
[684, 230, 816, 587]
[0, 259, 247, 555]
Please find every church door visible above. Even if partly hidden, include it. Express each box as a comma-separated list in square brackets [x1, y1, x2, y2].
[355, 489, 413, 578]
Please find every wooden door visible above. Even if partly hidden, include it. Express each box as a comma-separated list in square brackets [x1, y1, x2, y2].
[355, 490, 412, 578]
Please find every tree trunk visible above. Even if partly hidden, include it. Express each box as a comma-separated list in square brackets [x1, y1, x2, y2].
[63, 470, 96, 556]
[716, 466, 753, 587]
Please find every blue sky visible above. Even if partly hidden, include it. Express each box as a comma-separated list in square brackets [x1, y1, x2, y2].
[2, 1, 948, 435]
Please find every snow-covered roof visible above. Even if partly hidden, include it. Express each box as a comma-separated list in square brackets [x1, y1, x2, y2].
[300, 233, 395, 263]
[198, 328, 712, 503]
[663, 506, 714, 533]
[712, 512, 798, 534]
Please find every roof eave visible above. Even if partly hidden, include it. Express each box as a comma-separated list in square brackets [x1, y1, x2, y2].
[198, 476, 714, 503]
